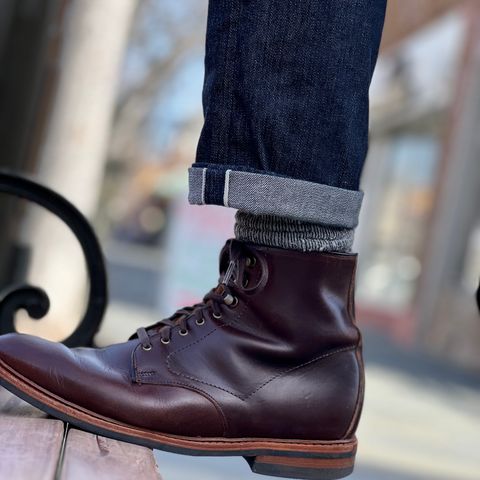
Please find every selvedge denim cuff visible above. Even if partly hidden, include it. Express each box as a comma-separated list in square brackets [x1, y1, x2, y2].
[188, 165, 363, 229]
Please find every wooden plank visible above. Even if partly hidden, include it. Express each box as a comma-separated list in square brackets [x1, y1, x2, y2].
[60, 428, 161, 480]
[1, 387, 161, 479]
[0, 385, 46, 418]
[0, 416, 64, 480]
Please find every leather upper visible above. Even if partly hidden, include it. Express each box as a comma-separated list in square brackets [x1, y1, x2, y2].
[0, 240, 363, 441]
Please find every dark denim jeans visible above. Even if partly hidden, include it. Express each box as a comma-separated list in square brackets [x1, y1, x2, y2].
[189, 0, 387, 228]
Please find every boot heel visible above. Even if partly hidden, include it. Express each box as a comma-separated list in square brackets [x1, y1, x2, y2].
[245, 448, 356, 480]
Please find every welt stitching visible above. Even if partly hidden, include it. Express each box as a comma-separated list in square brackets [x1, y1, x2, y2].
[142, 434, 354, 448]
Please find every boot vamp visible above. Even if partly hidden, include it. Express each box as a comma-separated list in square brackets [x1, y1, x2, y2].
[132, 311, 360, 440]
[0, 333, 225, 436]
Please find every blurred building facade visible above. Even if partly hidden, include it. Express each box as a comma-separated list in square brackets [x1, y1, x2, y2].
[356, 0, 480, 368]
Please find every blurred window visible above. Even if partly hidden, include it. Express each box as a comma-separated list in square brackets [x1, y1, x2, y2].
[357, 10, 467, 310]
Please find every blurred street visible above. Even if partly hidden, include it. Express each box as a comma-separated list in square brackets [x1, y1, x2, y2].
[99, 305, 480, 480]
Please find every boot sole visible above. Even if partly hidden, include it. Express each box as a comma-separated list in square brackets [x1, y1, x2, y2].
[0, 360, 356, 480]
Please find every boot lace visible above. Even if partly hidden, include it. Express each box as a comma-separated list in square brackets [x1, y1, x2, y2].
[134, 241, 267, 349]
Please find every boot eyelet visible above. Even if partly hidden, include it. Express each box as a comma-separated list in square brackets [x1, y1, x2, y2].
[213, 312, 222, 319]
[142, 344, 152, 352]
[223, 294, 238, 307]
[195, 317, 205, 326]
[161, 338, 170, 345]
[179, 329, 189, 336]
[246, 257, 256, 267]
[242, 278, 249, 288]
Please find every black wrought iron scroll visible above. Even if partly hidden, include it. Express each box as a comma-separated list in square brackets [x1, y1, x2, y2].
[477, 281, 480, 314]
[0, 171, 108, 347]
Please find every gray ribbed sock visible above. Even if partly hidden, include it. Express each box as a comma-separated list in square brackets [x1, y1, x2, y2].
[234, 212, 354, 252]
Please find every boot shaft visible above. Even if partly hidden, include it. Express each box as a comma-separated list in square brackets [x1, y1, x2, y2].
[221, 241, 361, 353]
[214, 241, 365, 440]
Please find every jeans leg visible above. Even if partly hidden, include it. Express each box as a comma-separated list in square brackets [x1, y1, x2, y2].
[190, 0, 387, 229]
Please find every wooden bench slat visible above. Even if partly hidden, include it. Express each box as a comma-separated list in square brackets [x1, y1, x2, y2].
[0, 417, 64, 480]
[1, 388, 162, 479]
[60, 428, 161, 480]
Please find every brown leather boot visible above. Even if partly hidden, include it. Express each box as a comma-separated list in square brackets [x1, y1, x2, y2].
[0, 240, 364, 480]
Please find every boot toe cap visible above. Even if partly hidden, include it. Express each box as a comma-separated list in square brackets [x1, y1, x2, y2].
[0, 332, 63, 378]
[0, 333, 226, 436]
[0, 332, 137, 422]
[0, 333, 80, 397]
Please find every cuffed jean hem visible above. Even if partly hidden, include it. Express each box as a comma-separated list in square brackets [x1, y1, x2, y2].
[188, 165, 363, 228]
